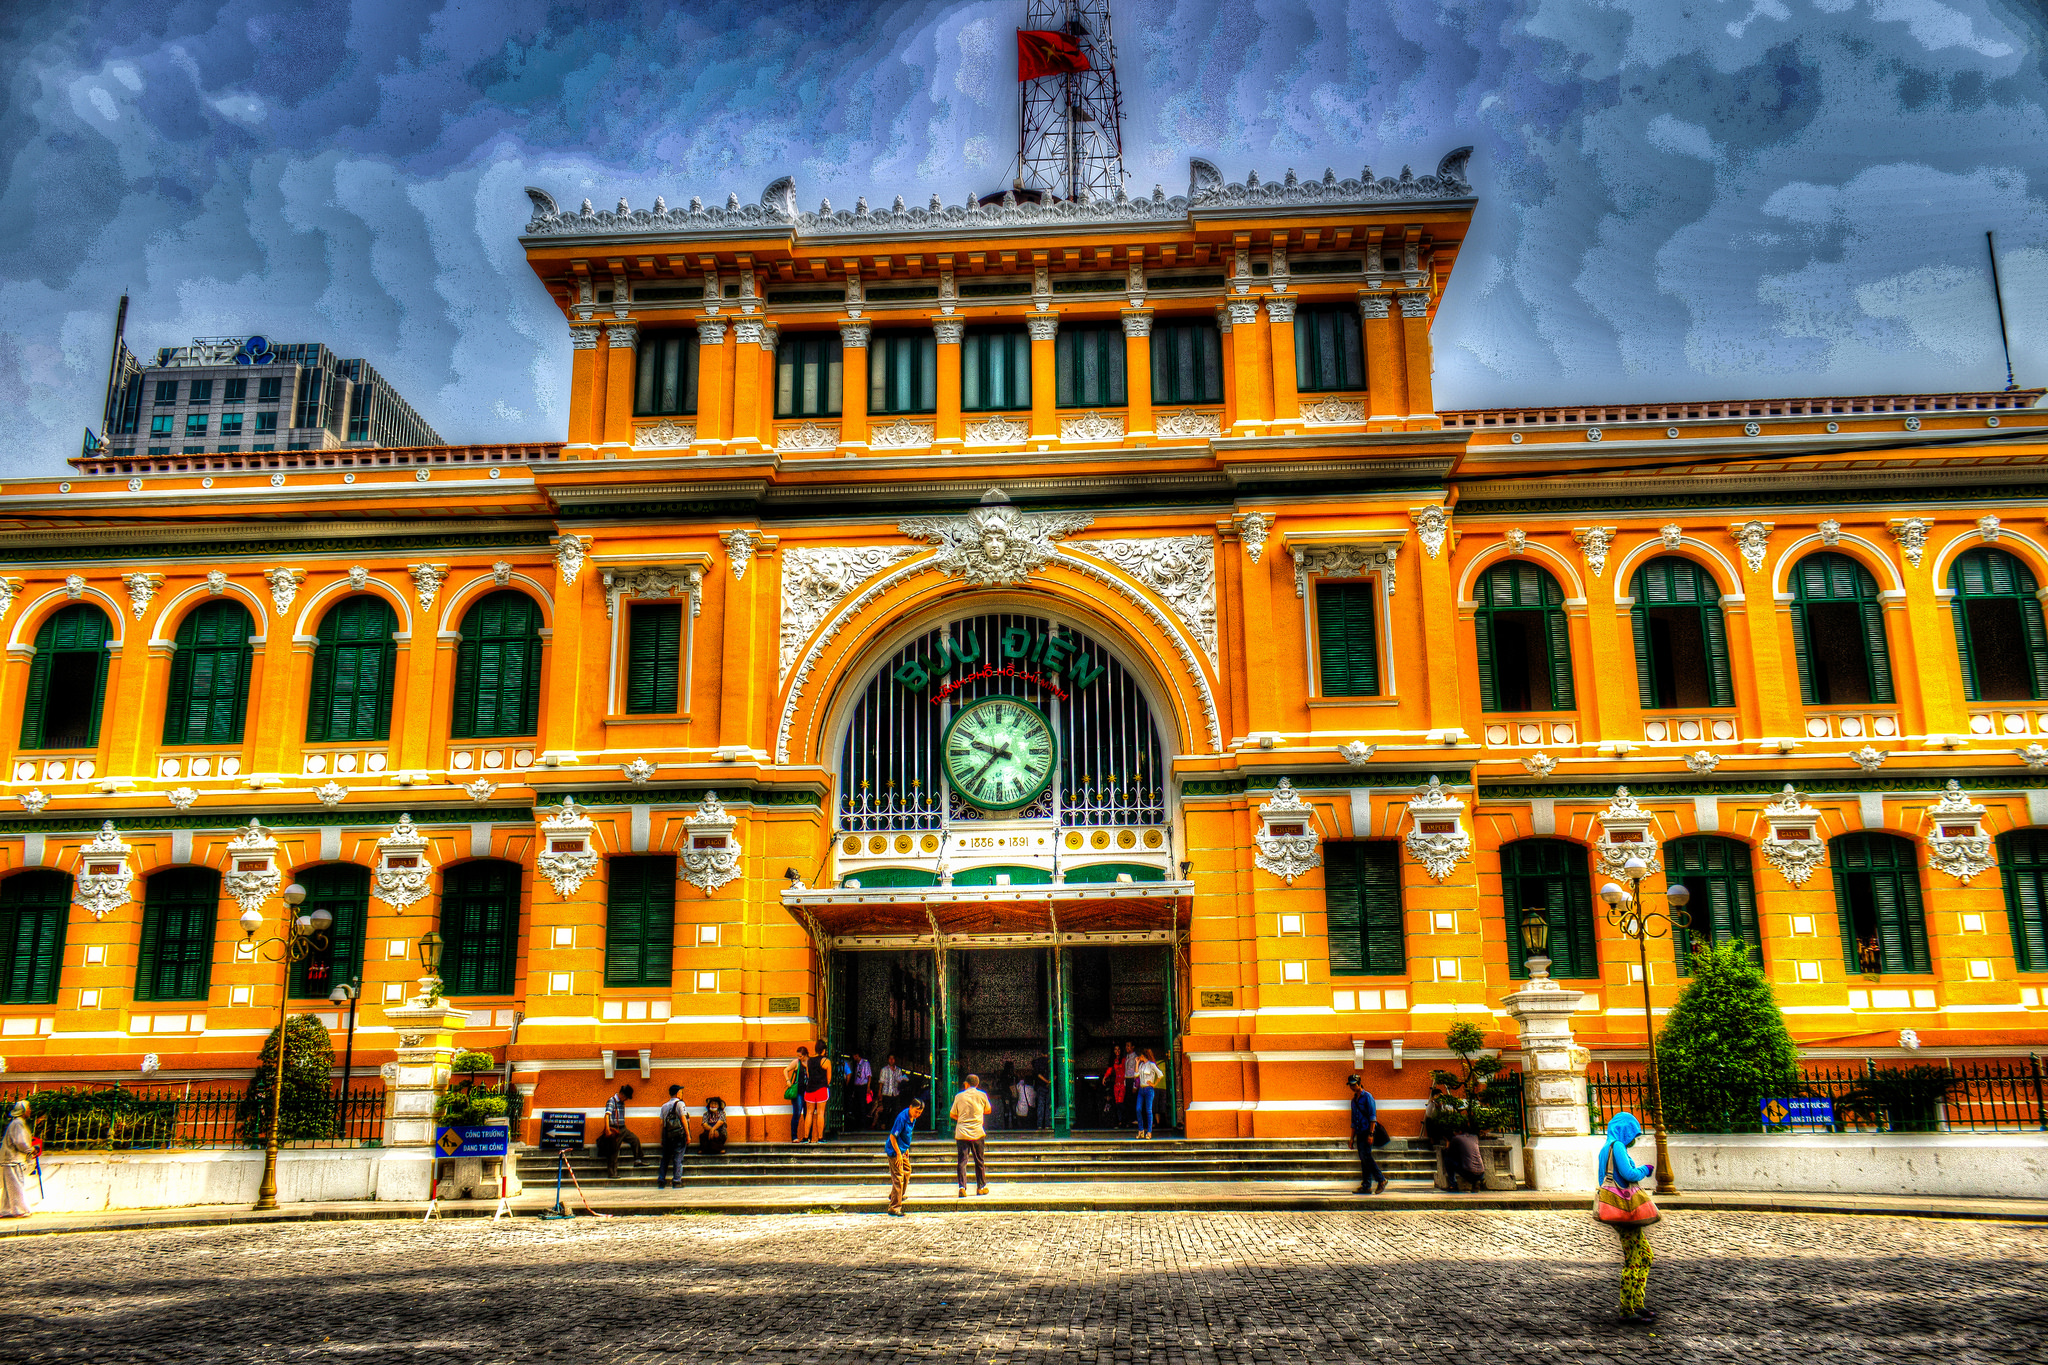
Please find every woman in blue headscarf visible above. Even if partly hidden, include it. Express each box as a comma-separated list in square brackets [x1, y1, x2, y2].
[1600, 1111, 1656, 1322]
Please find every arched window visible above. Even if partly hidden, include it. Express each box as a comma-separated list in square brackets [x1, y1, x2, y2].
[1500, 839, 1598, 979]
[135, 867, 220, 1002]
[1949, 548, 2048, 702]
[441, 860, 522, 997]
[1790, 553, 1893, 706]
[307, 596, 398, 743]
[1828, 832, 1929, 974]
[1474, 562, 1574, 713]
[1630, 558, 1734, 709]
[20, 604, 111, 750]
[290, 863, 370, 999]
[0, 871, 71, 1005]
[163, 600, 255, 745]
[1664, 835, 1759, 972]
[451, 591, 543, 739]
[1995, 830, 2048, 972]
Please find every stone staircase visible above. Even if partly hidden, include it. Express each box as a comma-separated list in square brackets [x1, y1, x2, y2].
[516, 1135, 1441, 1190]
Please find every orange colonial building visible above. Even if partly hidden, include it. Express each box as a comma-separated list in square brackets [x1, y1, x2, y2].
[6, 148, 2048, 1144]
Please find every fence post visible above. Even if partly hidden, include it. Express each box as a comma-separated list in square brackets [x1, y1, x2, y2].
[2033, 1054, 2046, 1132]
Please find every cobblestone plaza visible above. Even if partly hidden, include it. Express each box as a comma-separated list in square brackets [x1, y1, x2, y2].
[8, 1211, 2045, 1363]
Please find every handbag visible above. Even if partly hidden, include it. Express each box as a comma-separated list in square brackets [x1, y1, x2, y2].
[1371, 1120, 1390, 1148]
[1593, 1175, 1660, 1225]
[784, 1079, 801, 1101]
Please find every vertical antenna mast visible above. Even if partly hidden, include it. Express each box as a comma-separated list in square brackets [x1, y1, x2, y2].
[1987, 231, 2017, 392]
[1017, 0, 1124, 203]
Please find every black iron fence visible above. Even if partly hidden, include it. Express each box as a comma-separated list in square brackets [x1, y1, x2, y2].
[0, 1081, 385, 1151]
[1586, 1055, 2048, 1135]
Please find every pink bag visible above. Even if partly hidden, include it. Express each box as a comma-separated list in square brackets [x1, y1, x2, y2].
[1593, 1175, 1660, 1225]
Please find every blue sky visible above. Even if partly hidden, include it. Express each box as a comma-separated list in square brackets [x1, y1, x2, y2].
[0, 0, 2043, 471]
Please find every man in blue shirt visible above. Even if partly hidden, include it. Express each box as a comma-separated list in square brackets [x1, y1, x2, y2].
[885, 1096, 925, 1216]
[1348, 1074, 1386, 1196]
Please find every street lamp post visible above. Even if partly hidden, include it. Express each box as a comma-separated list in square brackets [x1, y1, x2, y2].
[1598, 855, 1691, 1198]
[240, 882, 324, 1212]
[329, 978, 361, 1129]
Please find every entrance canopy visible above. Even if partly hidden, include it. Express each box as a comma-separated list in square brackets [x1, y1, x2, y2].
[782, 880, 1191, 948]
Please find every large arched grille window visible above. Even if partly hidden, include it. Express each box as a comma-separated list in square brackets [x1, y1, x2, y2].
[837, 613, 1166, 830]
[1790, 553, 1894, 705]
[1949, 547, 2048, 701]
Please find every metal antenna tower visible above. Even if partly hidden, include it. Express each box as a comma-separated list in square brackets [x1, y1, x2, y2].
[1017, 0, 1125, 203]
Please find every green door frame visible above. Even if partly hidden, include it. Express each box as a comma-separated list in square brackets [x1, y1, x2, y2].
[1051, 942, 1073, 1137]
[1163, 938, 1182, 1131]
[928, 912, 955, 1137]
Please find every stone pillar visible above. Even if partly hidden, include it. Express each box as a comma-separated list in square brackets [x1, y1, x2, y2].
[933, 318, 964, 453]
[602, 323, 638, 452]
[1027, 313, 1059, 444]
[379, 984, 469, 1202]
[1501, 974, 1601, 1191]
[1121, 310, 1153, 440]
[838, 321, 871, 450]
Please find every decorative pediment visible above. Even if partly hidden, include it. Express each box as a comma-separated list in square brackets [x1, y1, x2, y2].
[681, 791, 743, 893]
[1403, 776, 1470, 882]
[1063, 537, 1217, 666]
[1285, 532, 1404, 599]
[1925, 781, 1993, 885]
[374, 813, 433, 910]
[1759, 785, 1826, 887]
[223, 818, 282, 916]
[1253, 779, 1322, 884]
[1594, 786, 1659, 881]
[898, 490, 1093, 589]
[600, 561, 707, 620]
[73, 822, 134, 920]
[536, 799, 599, 898]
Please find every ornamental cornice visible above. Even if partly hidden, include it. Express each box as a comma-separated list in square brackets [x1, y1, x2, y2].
[600, 562, 706, 620]
[1285, 532, 1404, 599]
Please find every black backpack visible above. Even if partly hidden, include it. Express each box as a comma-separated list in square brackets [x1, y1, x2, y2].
[662, 1102, 688, 1143]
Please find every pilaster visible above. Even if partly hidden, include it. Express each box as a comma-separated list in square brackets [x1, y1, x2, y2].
[566, 325, 602, 452]
[728, 320, 765, 454]
[1121, 310, 1153, 440]
[1264, 296, 1299, 425]
[601, 323, 638, 452]
[1027, 314, 1059, 443]
[1359, 294, 1405, 426]
[839, 321, 871, 450]
[1225, 298, 1269, 434]
[692, 320, 730, 452]
[1397, 291, 1436, 425]
[933, 318, 965, 453]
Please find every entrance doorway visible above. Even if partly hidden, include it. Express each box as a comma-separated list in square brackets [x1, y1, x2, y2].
[828, 942, 1175, 1136]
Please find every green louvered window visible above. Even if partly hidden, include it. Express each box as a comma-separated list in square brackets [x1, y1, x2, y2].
[441, 860, 521, 997]
[1055, 324, 1125, 408]
[0, 871, 71, 1005]
[135, 868, 220, 1002]
[289, 863, 369, 999]
[1502, 839, 1599, 980]
[1314, 581, 1380, 697]
[962, 327, 1030, 412]
[1630, 557, 1734, 710]
[20, 604, 111, 750]
[1323, 841, 1404, 975]
[162, 600, 254, 745]
[869, 330, 938, 415]
[775, 332, 842, 418]
[1151, 318, 1223, 405]
[624, 604, 682, 715]
[1829, 832, 1930, 975]
[306, 596, 398, 743]
[1474, 562, 1575, 713]
[1293, 304, 1365, 393]
[605, 856, 677, 988]
[1790, 553, 1894, 706]
[451, 591, 543, 739]
[1950, 548, 2048, 702]
[1997, 831, 2048, 973]
[1665, 835, 1760, 974]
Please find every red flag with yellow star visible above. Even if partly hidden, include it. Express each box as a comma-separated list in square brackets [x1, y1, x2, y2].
[1017, 30, 1090, 81]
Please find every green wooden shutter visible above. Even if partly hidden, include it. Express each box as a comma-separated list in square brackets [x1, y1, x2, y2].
[625, 605, 682, 714]
[1561, 850, 1597, 979]
[290, 864, 368, 998]
[1951, 597, 1981, 702]
[2021, 595, 2048, 700]
[84, 641, 108, 747]
[1790, 601, 1820, 705]
[451, 631, 480, 738]
[305, 630, 338, 742]
[1702, 599, 1735, 708]
[1871, 873, 1907, 974]
[374, 623, 398, 739]
[2004, 835, 2048, 973]
[1543, 600, 1576, 711]
[19, 636, 52, 749]
[1314, 583, 1378, 697]
[1859, 596, 1895, 704]
[607, 859, 645, 985]
[1831, 839, 1863, 974]
[1891, 854, 1930, 973]
[0, 872, 70, 1005]
[638, 858, 675, 987]
[1629, 594, 1657, 708]
[135, 869, 218, 1002]
[1324, 843, 1364, 974]
[161, 639, 196, 744]
[1473, 577, 1499, 712]
[1358, 842, 1404, 974]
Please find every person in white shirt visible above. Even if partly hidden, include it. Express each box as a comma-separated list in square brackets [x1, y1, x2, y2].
[877, 1054, 907, 1130]
[1015, 1078, 1035, 1125]
[1122, 1042, 1141, 1129]
[950, 1075, 993, 1196]
[1134, 1049, 1164, 1139]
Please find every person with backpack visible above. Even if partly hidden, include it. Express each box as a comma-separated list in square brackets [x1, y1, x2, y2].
[657, 1084, 693, 1190]
[1347, 1074, 1387, 1195]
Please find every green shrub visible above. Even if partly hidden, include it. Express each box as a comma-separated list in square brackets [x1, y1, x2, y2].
[436, 1084, 519, 1127]
[1841, 1064, 1960, 1132]
[1657, 939, 1801, 1132]
[20, 1087, 181, 1150]
[238, 1014, 338, 1145]
[450, 1050, 498, 1075]
[1427, 1021, 1514, 1134]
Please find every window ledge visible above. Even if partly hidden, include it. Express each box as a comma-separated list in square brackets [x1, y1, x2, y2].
[1307, 697, 1397, 708]
[603, 714, 694, 726]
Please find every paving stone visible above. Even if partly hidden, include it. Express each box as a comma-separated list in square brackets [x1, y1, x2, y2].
[4, 1211, 2045, 1363]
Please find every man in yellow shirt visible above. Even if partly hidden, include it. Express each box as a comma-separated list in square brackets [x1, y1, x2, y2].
[950, 1074, 993, 1197]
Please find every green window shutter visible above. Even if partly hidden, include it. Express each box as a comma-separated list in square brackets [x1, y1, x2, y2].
[625, 604, 682, 714]
[1891, 851, 1930, 973]
[2021, 596, 2048, 701]
[1561, 850, 1597, 979]
[1830, 838, 1862, 974]
[451, 633, 480, 738]
[135, 869, 219, 1002]
[1858, 596, 1895, 704]
[1324, 843, 1364, 974]
[0, 871, 70, 1005]
[1473, 586, 1499, 713]
[19, 636, 52, 749]
[606, 856, 677, 988]
[290, 864, 369, 998]
[1314, 583, 1377, 697]
[444, 861, 521, 996]
[1358, 842, 1404, 974]
[1543, 600, 1576, 710]
[452, 592, 542, 739]
[305, 630, 337, 742]
[1701, 599, 1735, 708]
[84, 642, 108, 747]
[1999, 833, 2048, 972]
[1790, 601, 1820, 705]
[1951, 598, 1981, 702]
[161, 639, 196, 745]
[1628, 598, 1656, 708]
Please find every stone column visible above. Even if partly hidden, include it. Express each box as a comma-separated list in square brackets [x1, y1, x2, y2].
[602, 323, 638, 452]
[1501, 973, 1601, 1191]
[1026, 313, 1059, 444]
[1121, 309, 1153, 440]
[378, 983, 469, 1202]
[933, 318, 964, 453]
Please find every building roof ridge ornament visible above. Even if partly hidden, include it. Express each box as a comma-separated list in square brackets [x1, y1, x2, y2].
[519, 149, 1476, 242]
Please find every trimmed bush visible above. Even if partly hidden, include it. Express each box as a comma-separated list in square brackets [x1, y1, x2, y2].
[238, 1014, 338, 1145]
[1657, 939, 1801, 1132]
[1427, 1022, 1515, 1134]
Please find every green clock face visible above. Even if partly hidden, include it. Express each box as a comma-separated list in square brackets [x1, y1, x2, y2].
[942, 696, 1057, 811]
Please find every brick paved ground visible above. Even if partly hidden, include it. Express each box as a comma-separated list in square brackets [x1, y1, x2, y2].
[7, 1210, 2044, 1363]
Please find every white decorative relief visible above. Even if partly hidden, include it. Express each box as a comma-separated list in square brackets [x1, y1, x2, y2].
[205, 570, 229, 595]
[492, 561, 514, 586]
[1290, 541, 1398, 599]
[602, 564, 704, 620]
[1053, 550, 1224, 753]
[63, 575, 86, 600]
[1978, 514, 2002, 542]
[777, 555, 939, 761]
[1659, 524, 1683, 550]
[18, 789, 46, 813]
[1889, 517, 1932, 568]
[1300, 398, 1366, 426]
[2019, 744, 2048, 771]
[624, 758, 655, 785]
[123, 572, 163, 619]
[869, 420, 935, 450]
[634, 421, 697, 449]
[222, 818, 282, 916]
[1240, 513, 1270, 564]
[1685, 750, 1721, 774]
[373, 813, 433, 909]
[1817, 518, 1842, 547]
[1522, 752, 1557, 778]
[408, 564, 447, 611]
[720, 529, 756, 581]
[777, 422, 839, 452]
[266, 568, 305, 616]
[1410, 506, 1448, 559]
[1026, 314, 1060, 341]
[1253, 779, 1322, 884]
[463, 779, 496, 801]
[1340, 741, 1377, 766]
[1403, 776, 1471, 881]
[899, 491, 1093, 589]
[1760, 786, 1826, 887]
[316, 781, 347, 806]
[1060, 411, 1125, 442]
[1065, 536, 1218, 666]
[166, 787, 199, 810]
[72, 822, 135, 920]
[1925, 781, 1993, 885]
[1850, 746, 1889, 771]
[554, 537, 589, 586]
[537, 799, 600, 897]
[346, 565, 370, 590]
[1593, 786, 1660, 881]
[779, 546, 920, 684]
[1729, 520, 1774, 573]
[681, 791, 744, 892]
[1573, 527, 1617, 578]
[1154, 408, 1221, 439]
[0, 578, 20, 623]
[964, 416, 1029, 446]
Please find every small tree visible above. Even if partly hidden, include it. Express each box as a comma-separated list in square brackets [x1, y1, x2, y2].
[238, 1014, 337, 1145]
[1428, 1022, 1512, 1134]
[1657, 939, 1801, 1132]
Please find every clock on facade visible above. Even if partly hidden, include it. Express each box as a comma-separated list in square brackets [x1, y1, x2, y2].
[941, 696, 1057, 811]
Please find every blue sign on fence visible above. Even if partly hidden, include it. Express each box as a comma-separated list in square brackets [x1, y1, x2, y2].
[1759, 1096, 1834, 1127]
[435, 1124, 510, 1159]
